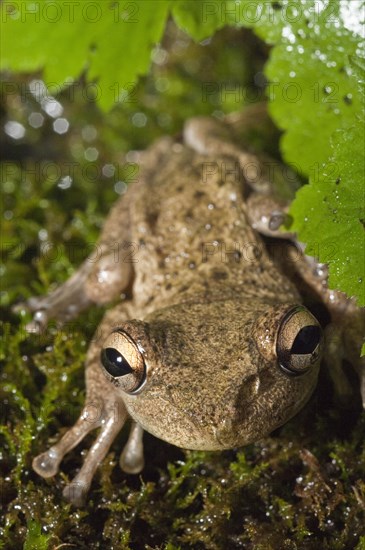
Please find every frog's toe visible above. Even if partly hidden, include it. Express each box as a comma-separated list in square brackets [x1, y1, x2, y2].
[63, 481, 88, 507]
[32, 448, 62, 477]
[12, 299, 49, 332]
[32, 398, 128, 504]
[26, 310, 49, 333]
[59, 408, 128, 506]
[120, 421, 145, 474]
[32, 411, 100, 480]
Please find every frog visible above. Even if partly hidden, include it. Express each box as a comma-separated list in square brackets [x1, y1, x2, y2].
[23, 109, 364, 507]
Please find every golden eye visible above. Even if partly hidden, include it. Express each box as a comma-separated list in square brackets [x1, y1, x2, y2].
[100, 330, 146, 393]
[277, 306, 323, 375]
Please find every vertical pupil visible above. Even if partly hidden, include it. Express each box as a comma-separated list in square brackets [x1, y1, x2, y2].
[101, 347, 133, 377]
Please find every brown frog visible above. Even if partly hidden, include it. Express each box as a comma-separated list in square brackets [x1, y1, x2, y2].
[24, 112, 364, 506]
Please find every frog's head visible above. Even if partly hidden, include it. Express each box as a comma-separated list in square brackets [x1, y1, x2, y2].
[100, 299, 323, 450]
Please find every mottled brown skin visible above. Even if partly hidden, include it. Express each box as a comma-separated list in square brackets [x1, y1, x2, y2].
[120, 300, 319, 450]
[25, 115, 362, 506]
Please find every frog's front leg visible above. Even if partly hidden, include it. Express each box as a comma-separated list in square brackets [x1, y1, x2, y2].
[33, 393, 128, 506]
[32, 305, 137, 506]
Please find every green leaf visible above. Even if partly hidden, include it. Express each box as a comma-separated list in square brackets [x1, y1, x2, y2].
[23, 520, 51, 550]
[0, 0, 171, 111]
[172, 0, 227, 41]
[230, 0, 365, 306]
[290, 122, 365, 306]
[232, 0, 365, 176]
[361, 343, 365, 357]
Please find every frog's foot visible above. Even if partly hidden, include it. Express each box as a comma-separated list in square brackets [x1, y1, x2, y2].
[120, 421, 144, 474]
[246, 194, 294, 238]
[33, 399, 128, 506]
[16, 261, 93, 332]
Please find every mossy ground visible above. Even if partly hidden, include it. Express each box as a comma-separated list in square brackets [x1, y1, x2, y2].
[1, 24, 364, 549]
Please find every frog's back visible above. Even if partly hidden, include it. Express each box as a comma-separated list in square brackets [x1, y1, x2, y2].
[129, 141, 298, 309]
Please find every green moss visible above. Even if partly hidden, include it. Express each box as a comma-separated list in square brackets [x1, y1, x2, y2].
[23, 520, 51, 550]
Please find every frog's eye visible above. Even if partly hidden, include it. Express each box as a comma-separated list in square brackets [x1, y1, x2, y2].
[100, 330, 146, 393]
[276, 306, 323, 375]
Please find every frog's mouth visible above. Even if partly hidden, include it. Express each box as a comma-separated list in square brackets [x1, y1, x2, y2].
[127, 392, 225, 451]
